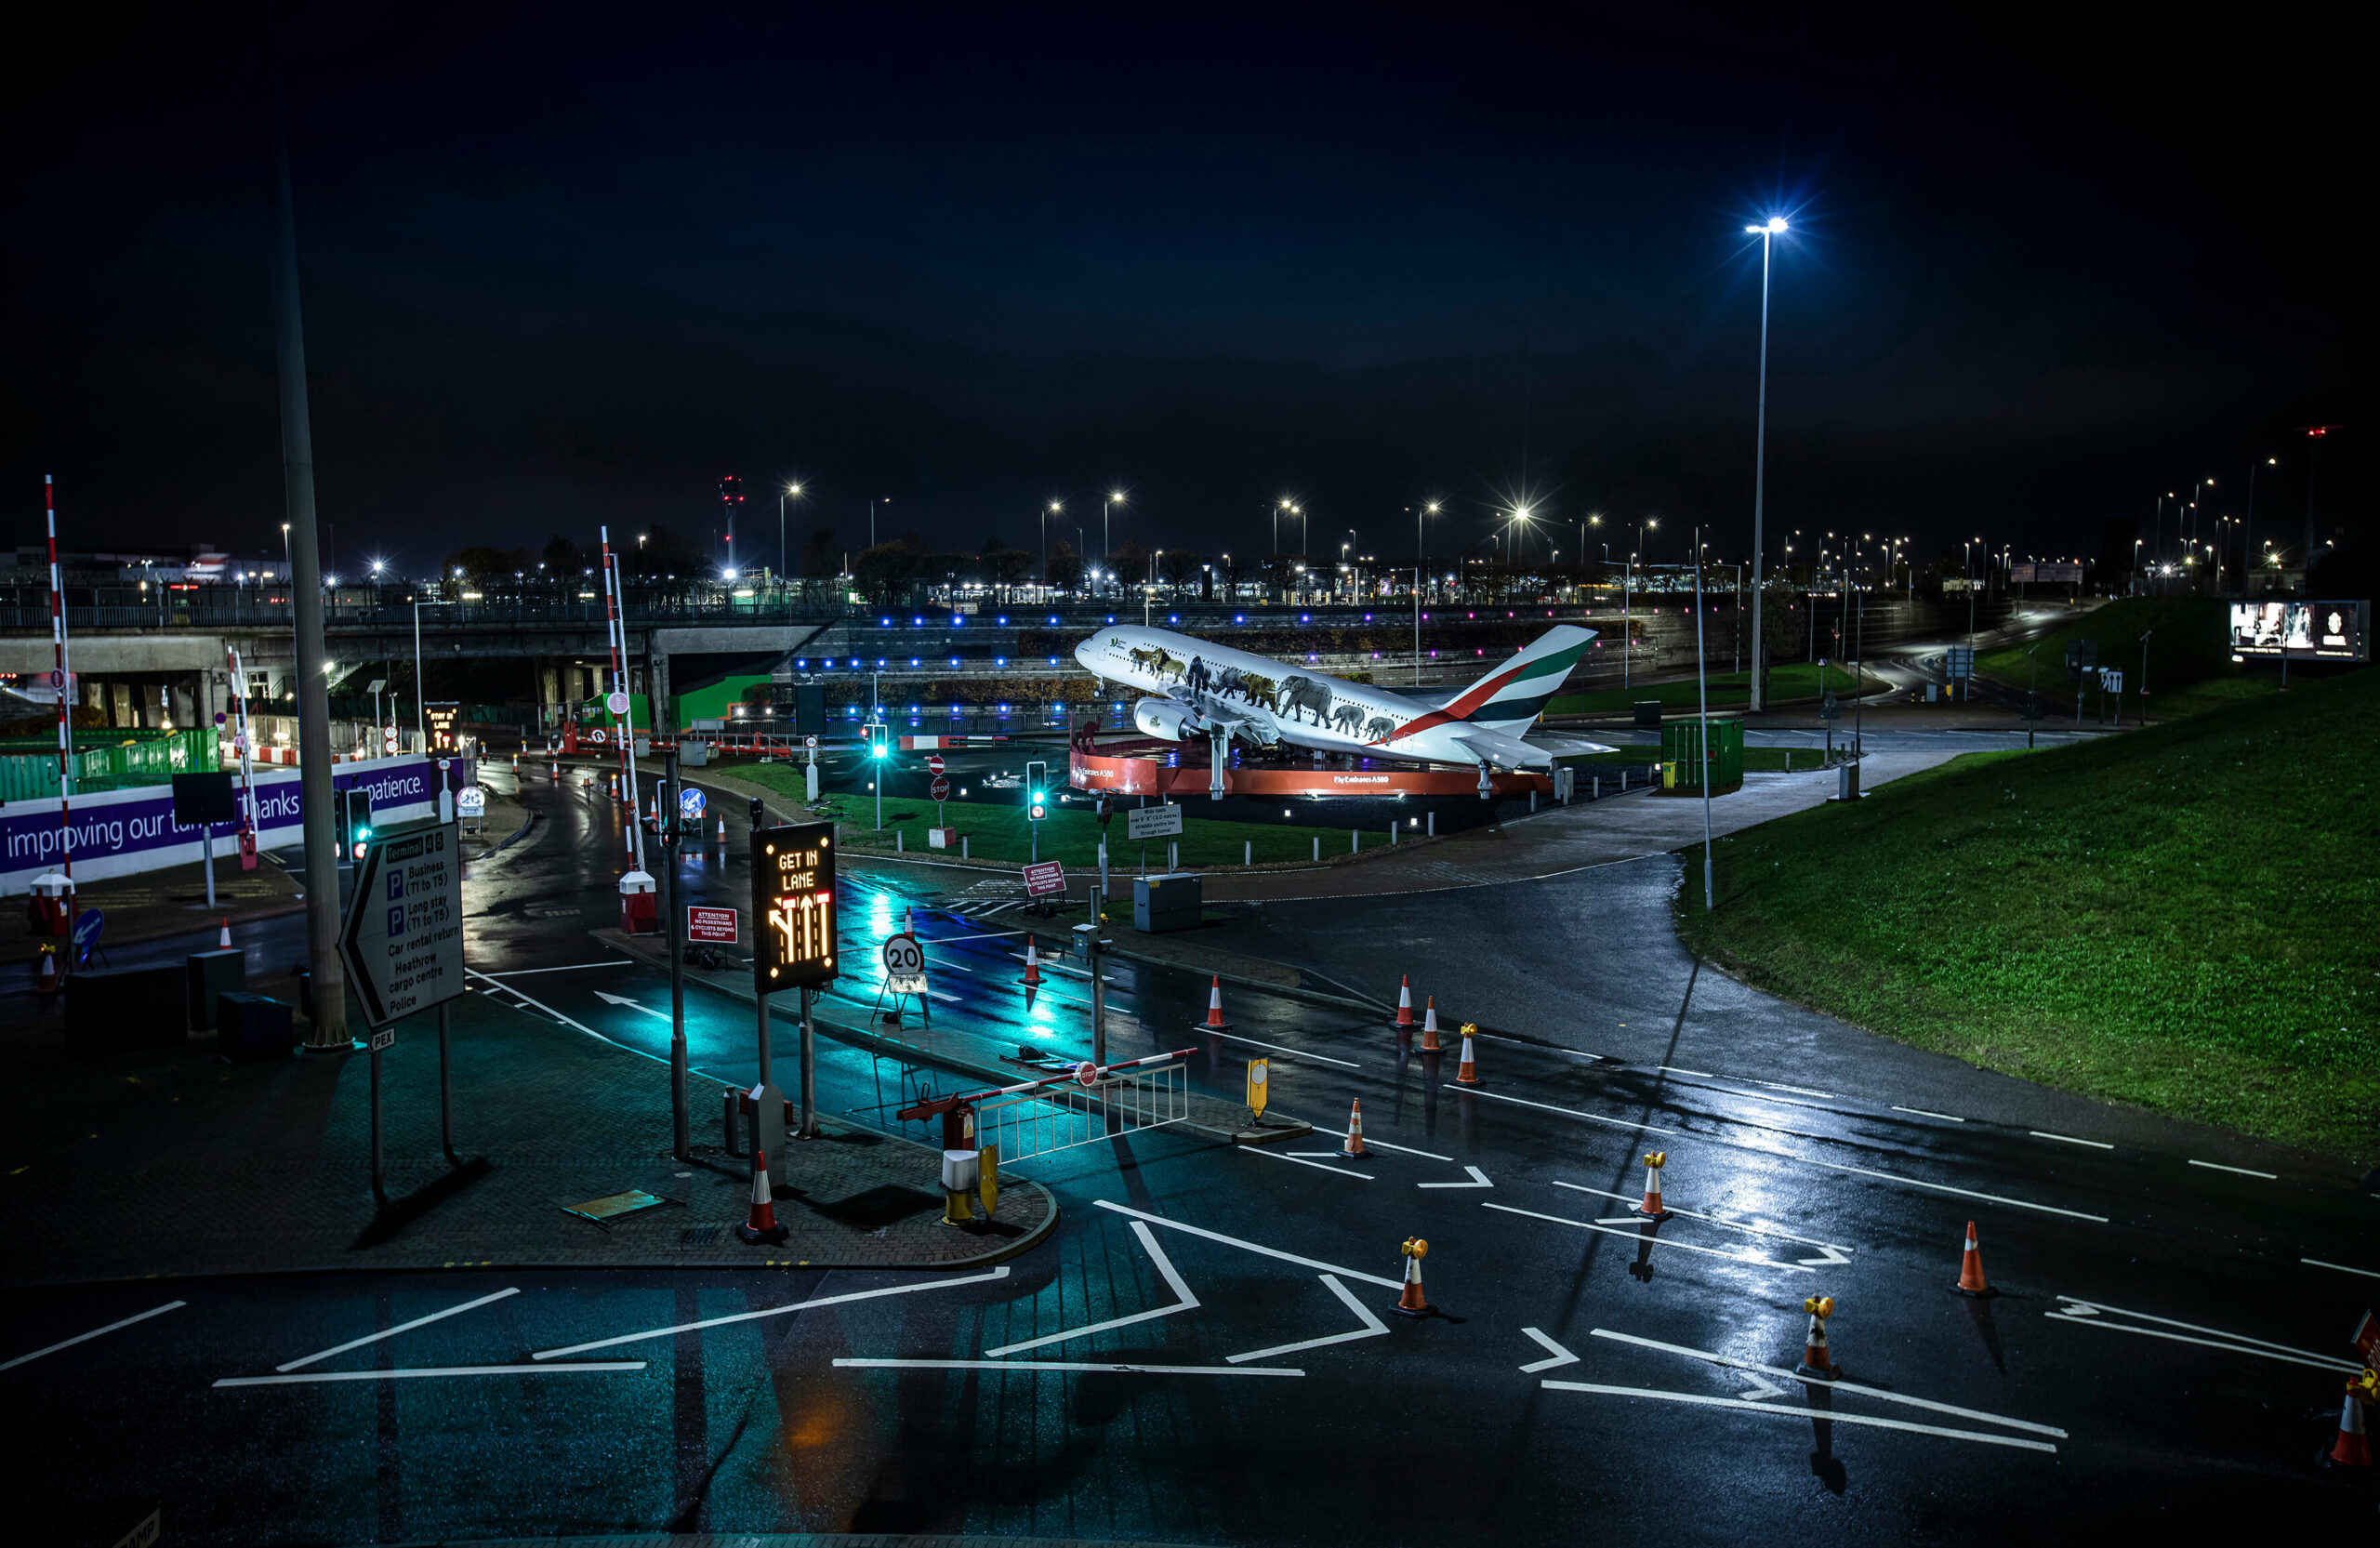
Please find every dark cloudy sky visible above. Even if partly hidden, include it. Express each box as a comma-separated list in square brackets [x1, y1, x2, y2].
[6, 3, 2366, 576]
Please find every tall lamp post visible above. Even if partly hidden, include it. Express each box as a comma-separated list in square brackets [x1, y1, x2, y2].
[1743, 214, 1787, 711]
[778, 483, 803, 584]
[1043, 500, 1060, 589]
[1104, 491, 1125, 577]
[2241, 456, 2274, 597]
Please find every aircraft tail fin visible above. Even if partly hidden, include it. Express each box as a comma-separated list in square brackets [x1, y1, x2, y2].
[1436, 625, 1594, 732]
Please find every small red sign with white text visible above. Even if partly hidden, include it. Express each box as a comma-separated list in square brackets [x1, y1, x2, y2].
[1023, 861, 1066, 897]
[686, 906, 738, 943]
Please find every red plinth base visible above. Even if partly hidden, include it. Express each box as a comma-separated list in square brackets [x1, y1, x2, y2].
[1069, 739, 1554, 799]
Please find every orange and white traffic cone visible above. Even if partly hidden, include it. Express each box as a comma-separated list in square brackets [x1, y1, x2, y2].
[36, 948, 60, 999]
[1633, 1151, 1673, 1221]
[717, 817, 727, 844]
[1952, 1220, 1995, 1297]
[2324, 1378, 2373, 1468]
[734, 1149, 787, 1245]
[1197, 975, 1232, 1032]
[1454, 1024, 1480, 1084]
[1392, 1237, 1432, 1317]
[1393, 975, 1415, 1028]
[218, 918, 232, 950]
[1420, 998, 1442, 1053]
[1018, 940, 1043, 986]
[1796, 1295, 1838, 1379]
[1342, 1099, 1368, 1157]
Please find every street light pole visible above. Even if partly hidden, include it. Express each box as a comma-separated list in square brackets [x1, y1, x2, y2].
[1744, 215, 1786, 712]
[1694, 525, 1714, 911]
[778, 483, 802, 584]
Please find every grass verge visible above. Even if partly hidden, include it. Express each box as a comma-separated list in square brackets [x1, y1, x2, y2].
[1673, 667, 2378, 1160]
[1547, 659, 1883, 715]
[734, 765, 1399, 867]
[1976, 596, 2272, 720]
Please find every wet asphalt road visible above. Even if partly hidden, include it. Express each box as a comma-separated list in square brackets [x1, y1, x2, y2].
[7, 761, 2378, 1544]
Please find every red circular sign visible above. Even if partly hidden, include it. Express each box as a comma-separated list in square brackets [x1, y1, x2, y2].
[1074, 1060, 1098, 1087]
[931, 776, 951, 801]
[927, 755, 946, 775]
[587, 728, 607, 744]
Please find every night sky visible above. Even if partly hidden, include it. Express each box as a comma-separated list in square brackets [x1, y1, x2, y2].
[6, 5, 2367, 576]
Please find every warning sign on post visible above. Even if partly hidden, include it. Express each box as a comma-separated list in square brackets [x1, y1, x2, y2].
[686, 906, 738, 943]
[1023, 860, 1065, 896]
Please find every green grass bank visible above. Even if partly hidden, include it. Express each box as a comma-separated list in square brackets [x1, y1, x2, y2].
[1977, 596, 2273, 720]
[1674, 668, 2378, 1160]
[1547, 659, 1881, 716]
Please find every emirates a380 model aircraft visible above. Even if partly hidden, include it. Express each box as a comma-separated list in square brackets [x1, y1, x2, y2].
[1073, 623, 1609, 773]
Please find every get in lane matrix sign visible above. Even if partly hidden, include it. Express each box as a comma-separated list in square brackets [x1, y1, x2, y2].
[753, 821, 838, 991]
[337, 820, 464, 1028]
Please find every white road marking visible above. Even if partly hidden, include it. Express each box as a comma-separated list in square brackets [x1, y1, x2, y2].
[2189, 1159, 2278, 1180]
[1518, 1326, 1579, 1372]
[837, 1358, 1302, 1377]
[1464, 1087, 1677, 1136]
[2030, 1131, 2114, 1150]
[2303, 1259, 2380, 1280]
[1417, 1165, 1495, 1189]
[1737, 1371, 1791, 1401]
[1542, 1382, 2058, 1453]
[1587, 1329, 2068, 1436]
[530, 1267, 1012, 1359]
[1243, 1147, 1373, 1181]
[591, 990, 672, 1023]
[1483, 1202, 1814, 1273]
[1793, 1154, 2109, 1223]
[215, 1362, 642, 1387]
[1657, 1066, 1713, 1078]
[478, 961, 631, 976]
[985, 1223, 1196, 1357]
[1553, 1182, 1856, 1263]
[1752, 1081, 1836, 1099]
[1224, 1275, 1389, 1363]
[277, 1288, 520, 1371]
[1203, 1029, 1360, 1068]
[0, 1301, 186, 1372]
[2046, 1296, 2364, 1371]
[467, 970, 658, 1061]
[1891, 1105, 1965, 1122]
[1091, 1199, 1403, 1289]
[1326, 1130, 1453, 1161]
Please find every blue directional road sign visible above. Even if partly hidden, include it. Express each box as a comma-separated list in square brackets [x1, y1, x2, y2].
[72, 906, 103, 964]
[680, 786, 707, 821]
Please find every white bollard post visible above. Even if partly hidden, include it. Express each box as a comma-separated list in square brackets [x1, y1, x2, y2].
[1245, 840, 1252, 866]
[1169, 840, 1177, 870]
[896, 830, 904, 853]
[1351, 830, 1359, 853]
[961, 835, 970, 859]
[1391, 824, 1397, 845]
[1593, 774, 1600, 800]
[1529, 790, 1538, 814]
[1312, 836, 1320, 862]
[1428, 811, 1435, 837]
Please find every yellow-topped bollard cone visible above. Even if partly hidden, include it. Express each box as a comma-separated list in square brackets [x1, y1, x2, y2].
[1392, 1237, 1434, 1317]
[1797, 1294, 1839, 1379]
[1633, 1151, 1672, 1221]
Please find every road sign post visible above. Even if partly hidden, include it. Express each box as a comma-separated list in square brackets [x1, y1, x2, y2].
[336, 818, 466, 1204]
[754, 819, 839, 1151]
[660, 753, 689, 1160]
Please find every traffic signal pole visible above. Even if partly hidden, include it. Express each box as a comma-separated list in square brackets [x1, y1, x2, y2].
[662, 750, 689, 1161]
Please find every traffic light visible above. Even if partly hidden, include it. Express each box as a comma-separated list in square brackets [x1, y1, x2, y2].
[1025, 759, 1048, 822]
[335, 787, 374, 862]
[866, 721, 889, 761]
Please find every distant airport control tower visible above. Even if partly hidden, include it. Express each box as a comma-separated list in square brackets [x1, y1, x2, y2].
[719, 474, 745, 575]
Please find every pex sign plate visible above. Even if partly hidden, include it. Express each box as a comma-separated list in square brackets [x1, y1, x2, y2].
[337, 820, 465, 1028]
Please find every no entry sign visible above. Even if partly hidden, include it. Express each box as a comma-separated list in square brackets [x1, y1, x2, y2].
[686, 906, 738, 943]
[927, 754, 946, 775]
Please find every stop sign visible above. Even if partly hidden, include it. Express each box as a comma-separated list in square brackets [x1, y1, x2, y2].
[931, 776, 951, 801]
[926, 754, 946, 775]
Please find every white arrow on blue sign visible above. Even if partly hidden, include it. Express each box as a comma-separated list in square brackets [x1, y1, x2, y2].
[680, 787, 707, 819]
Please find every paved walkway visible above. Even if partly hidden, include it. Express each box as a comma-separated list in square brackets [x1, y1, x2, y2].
[0, 970, 1052, 1288]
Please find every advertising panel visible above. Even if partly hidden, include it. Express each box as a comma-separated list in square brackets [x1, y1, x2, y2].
[2229, 601, 2369, 662]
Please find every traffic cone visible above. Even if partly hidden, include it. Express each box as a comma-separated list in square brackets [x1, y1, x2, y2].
[1017, 940, 1043, 986]
[1454, 1024, 1480, 1084]
[717, 817, 727, 844]
[218, 918, 232, 950]
[1633, 1151, 1673, 1221]
[1392, 1237, 1433, 1316]
[1393, 975, 1415, 1028]
[1342, 1099, 1367, 1157]
[1420, 998, 1442, 1053]
[1951, 1220, 1995, 1297]
[1198, 975, 1232, 1032]
[1796, 1295, 1838, 1379]
[36, 948, 59, 998]
[734, 1149, 787, 1244]
[2325, 1381, 2373, 1468]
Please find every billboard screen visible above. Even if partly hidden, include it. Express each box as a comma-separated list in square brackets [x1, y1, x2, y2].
[2229, 601, 2369, 662]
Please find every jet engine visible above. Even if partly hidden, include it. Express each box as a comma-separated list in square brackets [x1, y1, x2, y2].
[1132, 697, 1200, 740]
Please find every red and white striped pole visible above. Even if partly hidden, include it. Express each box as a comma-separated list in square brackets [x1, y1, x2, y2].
[46, 475, 74, 896]
[597, 529, 643, 870]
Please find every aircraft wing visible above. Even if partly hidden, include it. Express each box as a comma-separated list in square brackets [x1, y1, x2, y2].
[1527, 731, 1618, 758]
[1450, 727, 1554, 772]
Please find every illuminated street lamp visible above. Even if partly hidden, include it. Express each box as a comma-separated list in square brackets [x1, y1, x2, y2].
[1742, 213, 1788, 710]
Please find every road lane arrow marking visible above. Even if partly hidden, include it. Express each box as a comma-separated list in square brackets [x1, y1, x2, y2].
[985, 1223, 1197, 1357]
[2045, 1295, 2363, 1372]
[1519, 1327, 1579, 1372]
[1225, 1276, 1389, 1363]
[1418, 1166, 1494, 1189]
[1092, 1200, 1403, 1289]
[1486, 1203, 1814, 1273]
[1795, 1244, 1853, 1267]
[591, 990, 672, 1023]
[1555, 1182, 1856, 1260]
[1542, 1382, 2056, 1453]
[532, 1267, 1012, 1359]
[1737, 1371, 1790, 1402]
